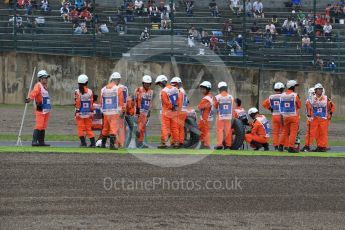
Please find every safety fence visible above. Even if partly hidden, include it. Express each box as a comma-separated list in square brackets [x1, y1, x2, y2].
[1, 0, 345, 72]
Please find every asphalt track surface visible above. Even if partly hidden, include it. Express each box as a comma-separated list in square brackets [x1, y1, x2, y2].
[1, 153, 345, 229]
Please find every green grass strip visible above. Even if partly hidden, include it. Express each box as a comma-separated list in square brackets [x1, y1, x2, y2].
[0, 147, 344, 158]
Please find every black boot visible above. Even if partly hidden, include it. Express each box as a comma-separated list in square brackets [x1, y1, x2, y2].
[32, 129, 40, 146]
[89, 137, 96, 148]
[79, 136, 87, 147]
[288, 147, 299, 153]
[38, 130, 50, 146]
[278, 145, 284, 152]
[109, 135, 118, 150]
[101, 136, 107, 148]
[214, 146, 223, 150]
[301, 146, 311, 152]
[251, 141, 263, 151]
[263, 143, 269, 151]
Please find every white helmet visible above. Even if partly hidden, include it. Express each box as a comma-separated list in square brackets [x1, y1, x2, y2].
[155, 75, 168, 84]
[96, 139, 103, 147]
[308, 87, 315, 95]
[142, 75, 152, 83]
[200, 81, 212, 89]
[217, 81, 227, 89]
[314, 83, 323, 89]
[170, 77, 182, 84]
[248, 107, 259, 115]
[274, 82, 285, 90]
[287, 80, 299, 88]
[78, 74, 88, 84]
[109, 72, 121, 82]
[37, 70, 50, 78]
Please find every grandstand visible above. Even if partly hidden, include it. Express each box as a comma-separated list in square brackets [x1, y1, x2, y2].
[0, 0, 345, 72]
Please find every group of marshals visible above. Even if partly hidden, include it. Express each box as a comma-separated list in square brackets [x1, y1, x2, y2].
[25, 70, 335, 152]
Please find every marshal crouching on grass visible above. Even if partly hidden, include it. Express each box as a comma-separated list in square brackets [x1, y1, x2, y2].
[25, 70, 51, 147]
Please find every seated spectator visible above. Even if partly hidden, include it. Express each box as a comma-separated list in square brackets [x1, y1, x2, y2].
[186, 0, 194, 17]
[230, 0, 239, 15]
[209, 0, 219, 17]
[9, 14, 24, 33]
[60, 4, 69, 22]
[161, 11, 170, 29]
[301, 34, 312, 54]
[201, 29, 209, 45]
[325, 4, 332, 21]
[222, 19, 233, 42]
[314, 53, 324, 70]
[25, 2, 33, 16]
[69, 8, 79, 23]
[245, 0, 253, 17]
[134, 0, 144, 16]
[265, 21, 277, 36]
[282, 16, 297, 35]
[209, 34, 220, 53]
[140, 27, 150, 41]
[24, 17, 37, 34]
[157, 1, 167, 13]
[189, 26, 200, 40]
[296, 10, 305, 24]
[253, 0, 264, 18]
[264, 29, 273, 48]
[315, 14, 326, 36]
[291, 0, 301, 10]
[187, 34, 195, 49]
[74, 23, 82, 35]
[80, 21, 88, 33]
[79, 8, 92, 22]
[126, 0, 135, 22]
[75, 0, 84, 10]
[41, 0, 50, 13]
[250, 21, 260, 42]
[149, 4, 160, 23]
[305, 20, 314, 37]
[327, 60, 336, 72]
[323, 21, 332, 39]
[99, 22, 109, 34]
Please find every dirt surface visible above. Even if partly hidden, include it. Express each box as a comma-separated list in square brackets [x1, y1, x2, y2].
[1, 105, 345, 141]
[1, 153, 345, 229]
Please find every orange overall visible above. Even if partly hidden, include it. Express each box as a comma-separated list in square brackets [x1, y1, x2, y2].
[245, 114, 270, 147]
[279, 90, 301, 148]
[29, 82, 51, 130]
[214, 92, 234, 147]
[306, 95, 334, 149]
[117, 84, 129, 147]
[262, 93, 283, 147]
[198, 93, 213, 147]
[100, 83, 125, 137]
[75, 86, 94, 138]
[160, 84, 179, 144]
[177, 87, 188, 145]
[135, 86, 153, 142]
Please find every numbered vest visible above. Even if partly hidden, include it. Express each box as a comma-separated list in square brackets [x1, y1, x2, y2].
[139, 87, 153, 114]
[180, 88, 188, 112]
[119, 84, 128, 105]
[200, 95, 214, 121]
[101, 85, 119, 115]
[92, 103, 103, 128]
[234, 107, 248, 121]
[256, 115, 270, 138]
[269, 94, 282, 115]
[280, 93, 297, 116]
[312, 96, 327, 119]
[76, 88, 93, 118]
[163, 86, 179, 107]
[215, 94, 233, 120]
[38, 82, 51, 114]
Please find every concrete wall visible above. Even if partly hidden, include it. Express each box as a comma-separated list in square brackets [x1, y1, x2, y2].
[0, 52, 344, 116]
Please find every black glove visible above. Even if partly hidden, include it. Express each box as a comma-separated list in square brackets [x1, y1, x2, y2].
[269, 107, 273, 113]
[36, 103, 43, 112]
[172, 105, 178, 111]
[25, 98, 31, 103]
[136, 107, 140, 115]
[147, 110, 151, 118]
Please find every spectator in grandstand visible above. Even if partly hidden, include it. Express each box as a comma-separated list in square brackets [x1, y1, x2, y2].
[230, 0, 240, 15]
[264, 29, 273, 48]
[265, 21, 277, 37]
[69, 8, 79, 23]
[314, 53, 324, 70]
[75, 0, 84, 10]
[187, 34, 196, 52]
[250, 21, 260, 42]
[126, 0, 135, 22]
[24, 16, 36, 34]
[80, 21, 88, 34]
[189, 26, 200, 40]
[140, 27, 150, 41]
[99, 22, 109, 34]
[40, 0, 50, 13]
[282, 16, 297, 35]
[323, 21, 332, 40]
[84, 0, 91, 9]
[315, 14, 326, 36]
[25, 2, 33, 16]
[301, 34, 312, 54]
[60, 4, 69, 22]
[186, 0, 194, 17]
[157, 1, 167, 13]
[244, 0, 253, 17]
[305, 20, 314, 37]
[134, 0, 144, 16]
[201, 29, 210, 45]
[291, 0, 301, 10]
[209, 34, 220, 53]
[149, 4, 161, 23]
[79, 8, 92, 22]
[327, 60, 336, 72]
[9, 14, 24, 33]
[296, 10, 305, 24]
[73, 22, 82, 35]
[209, 0, 219, 17]
[161, 11, 171, 29]
[223, 19, 233, 39]
[253, 0, 264, 18]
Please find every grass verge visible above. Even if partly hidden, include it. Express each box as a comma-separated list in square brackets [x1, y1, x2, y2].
[0, 146, 344, 157]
